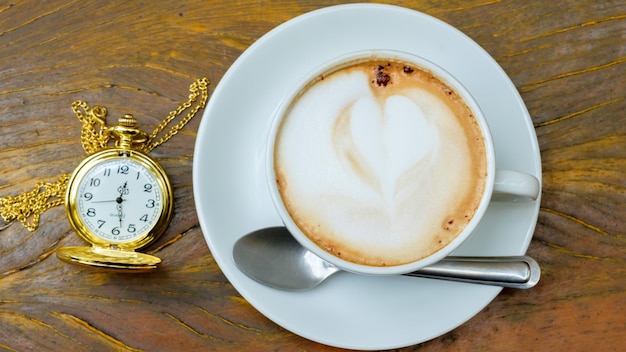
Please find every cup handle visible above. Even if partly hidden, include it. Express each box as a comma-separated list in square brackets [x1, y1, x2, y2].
[494, 170, 540, 200]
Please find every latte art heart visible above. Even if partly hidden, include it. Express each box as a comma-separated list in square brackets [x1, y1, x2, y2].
[338, 94, 440, 206]
[274, 59, 486, 267]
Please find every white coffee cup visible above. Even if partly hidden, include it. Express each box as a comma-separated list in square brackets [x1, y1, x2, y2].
[266, 49, 539, 276]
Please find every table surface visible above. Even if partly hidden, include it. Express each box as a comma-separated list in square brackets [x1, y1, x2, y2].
[0, 1, 624, 351]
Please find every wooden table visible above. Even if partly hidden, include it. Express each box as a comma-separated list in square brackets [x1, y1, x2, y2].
[0, 1, 624, 350]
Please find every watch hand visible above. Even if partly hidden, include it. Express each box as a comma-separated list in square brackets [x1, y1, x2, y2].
[117, 203, 123, 228]
[118, 182, 128, 197]
[116, 181, 128, 229]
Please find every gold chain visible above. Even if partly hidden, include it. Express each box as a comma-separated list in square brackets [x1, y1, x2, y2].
[0, 78, 209, 231]
[72, 101, 109, 155]
[0, 174, 70, 231]
[146, 77, 209, 152]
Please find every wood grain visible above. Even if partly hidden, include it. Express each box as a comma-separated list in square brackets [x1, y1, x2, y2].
[0, 0, 624, 351]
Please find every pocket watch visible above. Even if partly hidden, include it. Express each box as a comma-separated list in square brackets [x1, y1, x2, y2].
[0, 77, 209, 273]
[56, 114, 173, 272]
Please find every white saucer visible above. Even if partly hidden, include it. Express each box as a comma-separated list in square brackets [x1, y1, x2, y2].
[193, 4, 541, 350]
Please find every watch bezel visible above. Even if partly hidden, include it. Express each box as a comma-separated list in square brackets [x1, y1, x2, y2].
[65, 148, 173, 251]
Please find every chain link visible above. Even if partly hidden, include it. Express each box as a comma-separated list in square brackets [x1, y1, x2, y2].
[0, 78, 209, 232]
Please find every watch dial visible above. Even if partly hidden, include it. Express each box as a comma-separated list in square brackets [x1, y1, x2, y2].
[76, 158, 164, 243]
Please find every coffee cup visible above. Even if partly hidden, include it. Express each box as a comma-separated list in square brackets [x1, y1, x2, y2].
[266, 50, 539, 276]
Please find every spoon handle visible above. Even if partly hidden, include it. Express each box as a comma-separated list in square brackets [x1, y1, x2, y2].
[404, 256, 540, 289]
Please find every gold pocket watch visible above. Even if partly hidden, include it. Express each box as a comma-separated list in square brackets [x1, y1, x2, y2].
[56, 114, 173, 272]
[0, 78, 209, 273]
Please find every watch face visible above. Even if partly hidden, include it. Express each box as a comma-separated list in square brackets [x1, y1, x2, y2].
[75, 156, 165, 243]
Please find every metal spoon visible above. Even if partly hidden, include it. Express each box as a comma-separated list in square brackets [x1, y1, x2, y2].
[233, 227, 540, 291]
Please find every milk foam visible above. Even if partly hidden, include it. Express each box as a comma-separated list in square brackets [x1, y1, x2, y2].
[274, 60, 486, 266]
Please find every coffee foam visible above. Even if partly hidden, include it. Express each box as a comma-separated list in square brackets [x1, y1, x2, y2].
[274, 59, 486, 266]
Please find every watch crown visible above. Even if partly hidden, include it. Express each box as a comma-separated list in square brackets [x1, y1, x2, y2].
[119, 114, 138, 128]
[106, 114, 149, 150]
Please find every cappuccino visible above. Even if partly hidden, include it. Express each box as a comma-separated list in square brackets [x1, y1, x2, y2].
[273, 57, 487, 267]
